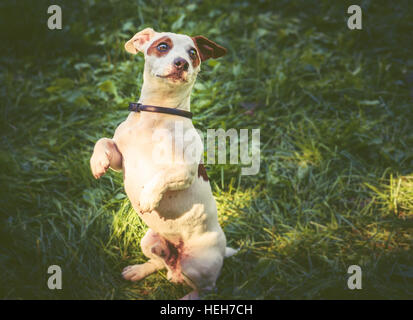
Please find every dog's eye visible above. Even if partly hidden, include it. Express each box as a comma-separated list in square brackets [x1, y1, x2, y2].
[188, 48, 197, 60]
[157, 43, 169, 52]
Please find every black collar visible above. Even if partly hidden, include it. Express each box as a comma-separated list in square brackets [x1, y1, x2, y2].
[128, 102, 193, 119]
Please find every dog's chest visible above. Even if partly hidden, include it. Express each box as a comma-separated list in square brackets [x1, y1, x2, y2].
[117, 124, 163, 190]
[115, 119, 191, 206]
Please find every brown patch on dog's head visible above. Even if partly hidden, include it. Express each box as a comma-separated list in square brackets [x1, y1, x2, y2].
[147, 36, 174, 57]
[198, 164, 209, 181]
[192, 36, 227, 62]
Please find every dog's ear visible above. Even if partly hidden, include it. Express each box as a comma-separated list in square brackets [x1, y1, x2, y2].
[192, 36, 227, 61]
[125, 28, 157, 54]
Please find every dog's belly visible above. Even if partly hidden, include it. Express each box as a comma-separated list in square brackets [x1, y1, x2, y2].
[121, 152, 220, 243]
[131, 180, 218, 238]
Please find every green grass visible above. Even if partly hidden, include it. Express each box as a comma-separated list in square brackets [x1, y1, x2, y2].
[0, 0, 412, 299]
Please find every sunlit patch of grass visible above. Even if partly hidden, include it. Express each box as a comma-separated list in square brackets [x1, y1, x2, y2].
[105, 200, 145, 261]
[366, 175, 413, 218]
[214, 179, 258, 227]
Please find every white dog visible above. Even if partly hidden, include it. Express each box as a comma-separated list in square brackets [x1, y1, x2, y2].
[90, 28, 236, 299]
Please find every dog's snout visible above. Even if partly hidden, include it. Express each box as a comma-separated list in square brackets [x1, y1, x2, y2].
[173, 57, 189, 71]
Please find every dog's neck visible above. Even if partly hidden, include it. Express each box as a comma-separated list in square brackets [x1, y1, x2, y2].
[138, 71, 194, 112]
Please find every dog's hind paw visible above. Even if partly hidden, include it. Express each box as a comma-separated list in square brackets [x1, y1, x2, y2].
[122, 263, 153, 282]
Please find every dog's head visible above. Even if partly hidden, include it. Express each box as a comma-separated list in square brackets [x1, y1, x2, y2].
[125, 28, 227, 86]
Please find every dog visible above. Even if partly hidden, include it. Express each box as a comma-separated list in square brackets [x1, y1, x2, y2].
[90, 28, 237, 299]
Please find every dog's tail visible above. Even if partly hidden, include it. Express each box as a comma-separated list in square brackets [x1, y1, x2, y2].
[224, 247, 239, 258]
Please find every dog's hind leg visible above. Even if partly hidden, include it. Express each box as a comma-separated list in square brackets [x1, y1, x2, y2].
[179, 246, 238, 296]
[179, 248, 224, 300]
[122, 229, 166, 282]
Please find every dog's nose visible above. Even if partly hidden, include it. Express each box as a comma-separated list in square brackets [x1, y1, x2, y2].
[173, 57, 189, 71]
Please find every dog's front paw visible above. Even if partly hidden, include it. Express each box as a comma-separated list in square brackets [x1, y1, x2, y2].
[90, 151, 110, 179]
[139, 183, 163, 212]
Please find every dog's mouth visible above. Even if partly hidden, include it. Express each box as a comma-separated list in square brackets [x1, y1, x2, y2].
[156, 72, 188, 83]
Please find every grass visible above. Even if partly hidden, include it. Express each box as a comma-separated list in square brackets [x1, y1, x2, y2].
[0, 0, 412, 299]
